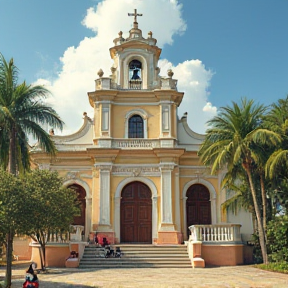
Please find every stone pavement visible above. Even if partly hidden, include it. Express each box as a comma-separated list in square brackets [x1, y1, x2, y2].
[1, 263, 288, 288]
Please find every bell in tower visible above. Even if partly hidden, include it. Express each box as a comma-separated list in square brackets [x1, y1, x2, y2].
[129, 60, 142, 89]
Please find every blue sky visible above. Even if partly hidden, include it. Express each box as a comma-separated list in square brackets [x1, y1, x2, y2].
[1, 0, 287, 134]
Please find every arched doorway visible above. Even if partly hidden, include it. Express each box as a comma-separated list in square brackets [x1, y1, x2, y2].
[68, 184, 86, 231]
[121, 181, 152, 243]
[186, 184, 211, 235]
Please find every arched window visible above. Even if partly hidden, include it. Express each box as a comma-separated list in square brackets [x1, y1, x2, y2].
[128, 115, 144, 138]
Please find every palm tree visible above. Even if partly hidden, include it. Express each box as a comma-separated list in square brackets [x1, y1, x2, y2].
[198, 98, 280, 264]
[265, 96, 288, 179]
[0, 53, 64, 174]
[265, 96, 288, 215]
[0, 53, 64, 288]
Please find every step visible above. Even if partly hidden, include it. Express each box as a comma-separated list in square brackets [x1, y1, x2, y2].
[79, 244, 192, 269]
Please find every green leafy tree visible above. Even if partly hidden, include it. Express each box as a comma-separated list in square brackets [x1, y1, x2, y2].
[0, 53, 64, 287]
[22, 169, 80, 270]
[198, 98, 280, 264]
[221, 164, 255, 216]
[0, 170, 30, 288]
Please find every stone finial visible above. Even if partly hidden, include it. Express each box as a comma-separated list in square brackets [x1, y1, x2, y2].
[118, 31, 123, 37]
[181, 112, 188, 120]
[97, 69, 104, 78]
[83, 111, 92, 121]
[49, 128, 55, 136]
[155, 67, 160, 75]
[167, 69, 174, 78]
[148, 31, 153, 38]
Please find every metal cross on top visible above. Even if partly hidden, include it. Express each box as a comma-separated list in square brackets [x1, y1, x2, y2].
[128, 9, 143, 23]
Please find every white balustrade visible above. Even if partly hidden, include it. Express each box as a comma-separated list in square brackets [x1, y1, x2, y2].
[112, 139, 160, 149]
[189, 224, 242, 243]
[44, 231, 70, 243]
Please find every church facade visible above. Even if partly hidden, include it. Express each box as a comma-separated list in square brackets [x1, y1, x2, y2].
[31, 12, 253, 246]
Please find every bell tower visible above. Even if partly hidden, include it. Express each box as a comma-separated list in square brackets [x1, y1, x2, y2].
[87, 10, 185, 244]
[109, 9, 162, 90]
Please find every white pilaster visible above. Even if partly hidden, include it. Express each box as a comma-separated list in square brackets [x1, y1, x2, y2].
[152, 195, 159, 239]
[160, 164, 175, 230]
[174, 168, 181, 231]
[101, 102, 111, 137]
[160, 101, 172, 138]
[96, 164, 112, 230]
[182, 196, 188, 240]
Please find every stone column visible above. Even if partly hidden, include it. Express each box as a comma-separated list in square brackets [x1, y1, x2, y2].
[174, 167, 182, 242]
[182, 196, 188, 240]
[114, 196, 121, 243]
[86, 197, 92, 240]
[94, 164, 113, 232]
[158, 164, 182, 244]
[160, 164, 174, 228]
[99, 164, 112, 228]
[152, 195, 159, 243]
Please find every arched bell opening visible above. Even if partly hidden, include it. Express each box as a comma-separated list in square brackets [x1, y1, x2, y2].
[129, 59, 142, 89]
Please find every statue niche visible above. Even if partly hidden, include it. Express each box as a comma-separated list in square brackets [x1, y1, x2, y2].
[129, 59, 142, 89]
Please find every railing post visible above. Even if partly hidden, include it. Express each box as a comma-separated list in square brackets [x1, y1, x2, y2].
[189, 224, 242, 243]
[187, 225, 205, 268]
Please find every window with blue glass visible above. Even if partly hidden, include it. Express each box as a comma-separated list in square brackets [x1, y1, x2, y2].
[128, 115, 144, 138]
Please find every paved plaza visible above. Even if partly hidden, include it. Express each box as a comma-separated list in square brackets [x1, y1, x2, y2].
[1, 263, 288, 288]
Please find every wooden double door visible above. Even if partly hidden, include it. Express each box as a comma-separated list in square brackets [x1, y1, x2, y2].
[120, 181, 152, 243]
[186, 184, 211, 235]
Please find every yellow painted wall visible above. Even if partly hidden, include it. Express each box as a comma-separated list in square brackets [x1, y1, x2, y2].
[110, 105, 161, 139]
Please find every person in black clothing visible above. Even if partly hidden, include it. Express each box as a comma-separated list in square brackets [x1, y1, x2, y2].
[23, 263, 39, 288]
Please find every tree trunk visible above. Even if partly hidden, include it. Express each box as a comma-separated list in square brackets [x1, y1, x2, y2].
[4, 230, 14, 288]
[42, 244, 46, 271]
[5, 127, 17, 288]
[260, 173, 267, 238]
[245, 165, 268, 264]
[38, 233, 46, 271]
[8, 126, 17, 175]
[38, 244, 46, 271]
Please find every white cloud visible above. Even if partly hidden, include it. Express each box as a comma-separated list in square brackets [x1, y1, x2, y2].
[37, 0, 216, 135]
[159, 59, 217, 133]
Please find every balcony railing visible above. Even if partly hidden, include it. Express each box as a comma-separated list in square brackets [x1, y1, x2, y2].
[189, 224, 242, 242]
[31, 225, 85, 244]
[129, 80, 142, 90]
[112, 139, 160, 149]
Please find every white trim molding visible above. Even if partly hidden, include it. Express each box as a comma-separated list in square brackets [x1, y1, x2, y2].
[182, 178, 217, 240]
[63, 178, 92, 239]
[124, 108, 148, 138]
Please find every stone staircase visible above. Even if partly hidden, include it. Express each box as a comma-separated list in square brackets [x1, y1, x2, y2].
[79, 244, 192, 269]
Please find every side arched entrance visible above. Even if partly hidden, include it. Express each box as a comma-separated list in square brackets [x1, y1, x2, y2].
[68, 184, 86, 231]
[186, 184, 211, 235]
[120, 181, 152, 243]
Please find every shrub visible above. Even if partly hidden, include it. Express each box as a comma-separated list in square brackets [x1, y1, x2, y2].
[266, 215, 288, 262]
[257, 262, 288, 274]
